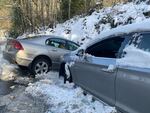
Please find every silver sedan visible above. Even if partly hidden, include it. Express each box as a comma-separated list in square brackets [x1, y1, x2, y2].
[3, 35, 79, 75]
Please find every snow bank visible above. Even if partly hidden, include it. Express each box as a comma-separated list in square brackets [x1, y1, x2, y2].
[0, 38, 18, 81]
[0, 44, 8, 76]
[100, 18, 150, 38]
[84, 18, 150, 49]
[26, 72, 116, 113]
[44, 2, 150, 44]
[19, 2, 150, 46]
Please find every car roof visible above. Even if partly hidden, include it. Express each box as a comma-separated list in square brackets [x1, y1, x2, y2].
[44, 35, 79, 46]
[19, 35, 79, 46]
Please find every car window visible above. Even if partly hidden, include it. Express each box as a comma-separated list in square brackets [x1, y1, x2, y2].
[86, 37, 125, 58]
[45, 38, 67, 49]
[118, 33, 150, 68]
[136, 34, 150, 52]
[128, 33, 150, 52]
[67, 41, 79, 51]
[128, 33, 142, 47]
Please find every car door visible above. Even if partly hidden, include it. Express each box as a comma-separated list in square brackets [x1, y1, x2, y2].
[71, 36, 125, 106]
[116, 33, 150, 113]
[45, 38, 70, 67]
[66, 41, 79, 51]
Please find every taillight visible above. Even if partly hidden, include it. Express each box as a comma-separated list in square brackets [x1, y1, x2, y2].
[9, 40, 24, 50]
[14, 41, 24, 50]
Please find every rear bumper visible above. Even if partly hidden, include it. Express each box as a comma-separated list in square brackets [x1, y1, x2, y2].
[3, 51, 32, 67]
[3, 51, 16, 64]
[16, 57, 32, 67]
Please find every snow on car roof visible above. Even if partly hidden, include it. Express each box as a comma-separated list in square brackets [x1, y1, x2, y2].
[81, 18, 150, 49]
[100, 18, 150, 38]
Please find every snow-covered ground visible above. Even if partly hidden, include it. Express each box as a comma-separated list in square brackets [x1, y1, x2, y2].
[26, 73, 116, 113]
[0, 43, 18, 81]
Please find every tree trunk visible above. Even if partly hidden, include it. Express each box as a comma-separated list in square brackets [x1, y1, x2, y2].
[41, 0, 45, 27]
[68, 0, 71, 19]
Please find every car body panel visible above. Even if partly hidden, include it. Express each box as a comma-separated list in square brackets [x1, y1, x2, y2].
[71, 56, 117, 106]
[116, 61, 150, 113]
[46, 45, 70, 69]
[15, 41, 50, 66]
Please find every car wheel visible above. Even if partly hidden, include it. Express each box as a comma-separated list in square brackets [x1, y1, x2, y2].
[31, 58, 51, 75]
[59, 62, 66, 78]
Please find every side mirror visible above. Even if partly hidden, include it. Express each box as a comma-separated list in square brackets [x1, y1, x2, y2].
[76, 49, 85, 57]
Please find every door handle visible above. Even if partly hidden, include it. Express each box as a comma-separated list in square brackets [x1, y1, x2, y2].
[52, 49, 57, 52]
[101, 68, 115, 73]
[101, 65, 116, 73]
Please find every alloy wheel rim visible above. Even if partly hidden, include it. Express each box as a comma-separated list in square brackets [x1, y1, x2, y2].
[35, 61, 48, 74]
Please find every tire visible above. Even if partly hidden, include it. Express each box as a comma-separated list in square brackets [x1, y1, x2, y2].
[31, 58, 51, 75]
[18, 65, 30, 77]
[59, 62, 66, 78]
[64, 64, 72, 83]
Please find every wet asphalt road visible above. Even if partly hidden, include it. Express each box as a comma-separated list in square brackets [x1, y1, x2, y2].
[0, 80, 14, 112]
[0, 67, 31, 96]
[0, 80, 14, 95]
[0, 69, 47, 113]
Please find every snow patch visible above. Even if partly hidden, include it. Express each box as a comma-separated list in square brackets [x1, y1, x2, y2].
[117, 45, 150, 68]
[65, 62, 75, 79]
[26, 72, 116, 113]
